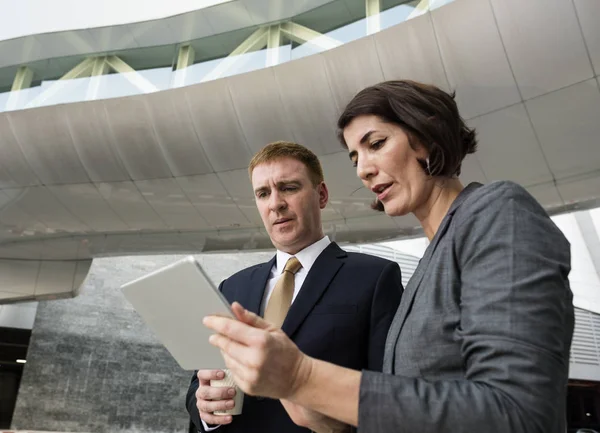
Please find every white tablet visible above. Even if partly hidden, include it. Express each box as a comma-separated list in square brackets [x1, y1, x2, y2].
[121, 256, 233, 370]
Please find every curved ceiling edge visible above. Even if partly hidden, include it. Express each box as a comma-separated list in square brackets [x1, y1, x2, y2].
[0, 0, 231, 41]
[0, 0, 338, 69]
[1, 0, 599, 262]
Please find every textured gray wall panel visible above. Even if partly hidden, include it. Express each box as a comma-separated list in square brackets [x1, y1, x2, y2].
[12, 252, 274, 433]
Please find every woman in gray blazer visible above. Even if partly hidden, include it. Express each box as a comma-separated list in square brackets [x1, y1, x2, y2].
[204, 80, 575, 433]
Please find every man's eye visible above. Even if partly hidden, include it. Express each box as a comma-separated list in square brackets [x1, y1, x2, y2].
[257, 192, 268, 199]
[352, 160, 358, 168]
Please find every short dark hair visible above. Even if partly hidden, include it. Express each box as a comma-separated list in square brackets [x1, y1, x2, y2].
[337, 80, 477, 178]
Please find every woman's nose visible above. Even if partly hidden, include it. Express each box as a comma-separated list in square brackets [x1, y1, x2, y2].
[357, 156, 377, 181]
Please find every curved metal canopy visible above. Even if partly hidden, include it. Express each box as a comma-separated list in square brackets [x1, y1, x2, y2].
[0, 0, 599, 302]
[0, 0, 344, 69]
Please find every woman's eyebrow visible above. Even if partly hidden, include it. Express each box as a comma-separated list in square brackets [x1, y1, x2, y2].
[360, 130, 376, 144]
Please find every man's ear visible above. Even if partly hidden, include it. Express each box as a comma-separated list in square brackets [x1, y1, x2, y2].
[317, 182, 329, 209]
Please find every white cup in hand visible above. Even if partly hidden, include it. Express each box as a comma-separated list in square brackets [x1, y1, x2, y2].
[210, 369, 244, 415]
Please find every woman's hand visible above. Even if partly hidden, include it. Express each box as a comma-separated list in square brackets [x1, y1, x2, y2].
[203, 302, 313, 400]
[281, 399, 351, 433]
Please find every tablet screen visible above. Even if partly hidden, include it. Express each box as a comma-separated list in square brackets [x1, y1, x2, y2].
[122, 256, 233, 370]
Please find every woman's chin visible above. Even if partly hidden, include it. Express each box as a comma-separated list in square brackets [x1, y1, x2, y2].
[383, 206, 409, 216]
[383, 203, 410, 217]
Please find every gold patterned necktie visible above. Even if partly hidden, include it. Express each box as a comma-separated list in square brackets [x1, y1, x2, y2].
[264, 257, 302, 328]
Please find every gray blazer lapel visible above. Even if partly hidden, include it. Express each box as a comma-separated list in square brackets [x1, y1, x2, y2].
[382, 220, 448, 373]
[382, 183, 482, 374]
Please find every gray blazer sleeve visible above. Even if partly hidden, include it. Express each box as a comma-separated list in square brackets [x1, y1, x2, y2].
[359, 184, 574, 433]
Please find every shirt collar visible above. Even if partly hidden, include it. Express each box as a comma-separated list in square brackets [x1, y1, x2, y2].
[276, 236, 331, 275]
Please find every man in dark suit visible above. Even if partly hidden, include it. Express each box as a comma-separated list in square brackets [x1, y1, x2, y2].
[186, 141, 402, 433]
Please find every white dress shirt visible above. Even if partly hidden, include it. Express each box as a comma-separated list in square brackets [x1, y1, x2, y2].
[260, 235, 331, 315]
[202, 236, 331, 431]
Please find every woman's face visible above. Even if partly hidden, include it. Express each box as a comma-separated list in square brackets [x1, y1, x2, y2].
[344, 114, 432, 217]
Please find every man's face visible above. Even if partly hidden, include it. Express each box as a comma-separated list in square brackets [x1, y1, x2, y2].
[251, 157, 328, 254]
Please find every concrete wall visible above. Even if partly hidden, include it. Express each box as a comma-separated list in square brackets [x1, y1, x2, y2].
[11, 252, 273, 433]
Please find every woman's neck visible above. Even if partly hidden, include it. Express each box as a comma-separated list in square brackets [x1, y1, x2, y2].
[415, 178, 464, 241]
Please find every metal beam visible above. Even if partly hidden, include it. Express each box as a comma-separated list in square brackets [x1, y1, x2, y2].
[279, 22, 342, 50]
[176, 44, 196, 70]
[201, 27, 269, 83]
[25, 58, 95, 108]
[90, 57, 110, 76]
[407, 0, 430, 19]
[86, 56, 109, 100]
[266, 25, 283, 67]
[105, 56, 159, 93]
[365, 0, 381, 35]
[173, 44, 196, 88]
[11, 66, 34, 91]
[6, 66, 34, 111]
[60, 58, 96, 81]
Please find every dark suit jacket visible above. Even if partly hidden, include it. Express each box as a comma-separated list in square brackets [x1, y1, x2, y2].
[187, 242, 402, 433]
[360, 181, 574, 433]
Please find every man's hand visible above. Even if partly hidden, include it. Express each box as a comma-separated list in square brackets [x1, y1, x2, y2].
[203, 302, 312, 400]
[195, 369, 237, 426]
[281, 400, 351, 433]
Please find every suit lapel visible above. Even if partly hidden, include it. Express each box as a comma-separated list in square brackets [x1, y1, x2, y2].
[281, 243, 346, 338]
[382, 216, 451, 373]
[382, 182, 482, 373]
[236, 256, 276, 316]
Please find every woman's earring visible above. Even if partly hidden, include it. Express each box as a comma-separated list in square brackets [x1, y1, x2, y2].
[416, 157, 432, 176]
